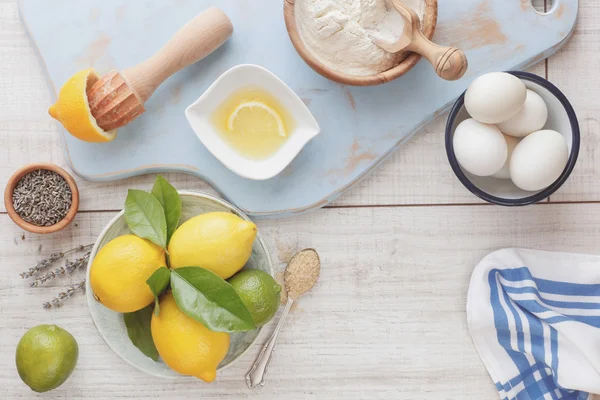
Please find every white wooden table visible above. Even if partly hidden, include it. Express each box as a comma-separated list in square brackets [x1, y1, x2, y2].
[1, 0, 599, 398]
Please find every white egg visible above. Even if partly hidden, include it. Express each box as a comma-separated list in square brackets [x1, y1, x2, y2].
[465, 72, 527, 124]
[453, 118, 508, 177]
[497, 89, 548, 137]
[510, 130, 569, 191]
[492, 134, 519, 179]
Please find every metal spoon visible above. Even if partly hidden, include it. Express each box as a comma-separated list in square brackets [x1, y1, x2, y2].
[371, 0, 468, 81]
[246, 248, 321, 388]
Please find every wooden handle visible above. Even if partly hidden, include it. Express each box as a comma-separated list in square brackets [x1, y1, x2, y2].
[123, 7, 233, 103]
[407, 30, 468, 81]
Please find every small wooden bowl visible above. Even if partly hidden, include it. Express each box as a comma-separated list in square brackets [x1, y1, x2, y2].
[4, 163, 80, 234]
[284, 0, 438, 86]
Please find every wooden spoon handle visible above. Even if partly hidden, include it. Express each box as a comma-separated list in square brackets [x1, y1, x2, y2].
[407, 30, 468, 81]
[123, 7, 233, 103]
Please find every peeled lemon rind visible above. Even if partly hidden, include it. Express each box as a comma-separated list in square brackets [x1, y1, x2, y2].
[227, 100, 287, 137]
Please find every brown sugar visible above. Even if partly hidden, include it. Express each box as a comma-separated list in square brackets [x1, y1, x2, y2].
[284, 249, 320, 300]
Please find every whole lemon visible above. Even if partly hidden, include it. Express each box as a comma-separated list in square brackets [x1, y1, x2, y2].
[16, 325, 78, 393]
[168, 212, 257, 279]
[151, 293, 230, 382]
[90, 235, 166, 313]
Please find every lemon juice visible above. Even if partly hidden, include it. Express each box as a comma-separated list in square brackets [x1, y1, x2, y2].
[211, 87, 295, 160]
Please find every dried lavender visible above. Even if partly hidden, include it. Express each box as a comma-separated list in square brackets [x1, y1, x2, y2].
[30, 252, 91, 288]
[20, 244, 93, 279]
[43, 280, 86, 309]
[12, 169, 72, 227]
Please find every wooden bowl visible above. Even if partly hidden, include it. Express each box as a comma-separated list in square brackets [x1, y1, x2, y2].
[284, 0, 438, 86]
[4, 163, 80, 234]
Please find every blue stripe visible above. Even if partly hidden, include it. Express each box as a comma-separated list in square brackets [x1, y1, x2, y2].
[517, 299, 554, 315]
[555, 315, 600, 328]
[490, 270, 510, 345]
[503, 286, 600, 310]
[489, 270, 529, 396]
[544, 315, 572, 325]
[498, 267, 600, 297]
[491, 270, 531, 371]
[516, 300, 548, 380]
[551, 328, 559, 390]
[507, 363, 543, 388]
[501, 277, 526, 353]
[535, 278, 600, 297]
[514, 299, 600, 328]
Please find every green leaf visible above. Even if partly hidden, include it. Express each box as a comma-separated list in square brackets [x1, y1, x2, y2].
[151, 175, 181, 243]
[125, 189, 167, 248]
[146, 267, 171, 316]
[171, 267, 256, 333]
[123, 305, 159, 361]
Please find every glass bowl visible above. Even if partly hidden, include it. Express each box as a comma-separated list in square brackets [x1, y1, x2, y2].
[86, 190, 273, 379]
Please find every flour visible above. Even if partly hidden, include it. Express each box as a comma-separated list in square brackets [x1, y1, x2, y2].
[296, 0, 425, 76]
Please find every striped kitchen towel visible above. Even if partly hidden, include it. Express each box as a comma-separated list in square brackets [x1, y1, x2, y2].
[467, 248, 600, 400]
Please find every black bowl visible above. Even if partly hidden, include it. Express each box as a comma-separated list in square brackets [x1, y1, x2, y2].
[445, 71, 580, 206]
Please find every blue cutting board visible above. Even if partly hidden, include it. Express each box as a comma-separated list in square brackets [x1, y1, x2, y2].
[20, 0, 578, 217]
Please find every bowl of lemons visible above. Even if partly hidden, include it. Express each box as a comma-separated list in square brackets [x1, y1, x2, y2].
[86, 177, 280, 381]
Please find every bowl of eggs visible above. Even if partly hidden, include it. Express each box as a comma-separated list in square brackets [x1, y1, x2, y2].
[445, 71, 580, 206]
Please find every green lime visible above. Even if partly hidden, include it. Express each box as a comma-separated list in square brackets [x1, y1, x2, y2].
[229, 269, 281, 327]
[16, 325, 79, 393]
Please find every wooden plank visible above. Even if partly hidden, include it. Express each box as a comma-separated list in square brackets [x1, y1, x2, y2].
[3, 203, 600, 398]
[547, 0, 600, 202]
[0, 0, 550, 212]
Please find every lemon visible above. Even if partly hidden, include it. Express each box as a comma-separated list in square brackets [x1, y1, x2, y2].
[229, 269, 281, 326]
[227, 100, 287, 137]
[16, 325, 78, 393]
[90, 235, 166, 313]
[168, 212, 257, 279]
[151, 293, 230, 382]
[48, 68, 117, 143]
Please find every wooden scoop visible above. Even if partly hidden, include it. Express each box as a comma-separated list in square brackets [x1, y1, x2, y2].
[88, 7, 233, 131]
[372, 0, 468, 81]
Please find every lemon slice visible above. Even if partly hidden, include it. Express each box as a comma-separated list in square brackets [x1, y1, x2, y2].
[227, 101, 286, 137]
[48, 68, 117, 143]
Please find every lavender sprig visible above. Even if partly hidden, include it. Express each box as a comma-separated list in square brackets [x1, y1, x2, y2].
[20, 252, 63, 279]
[30, 252, 91, 288]
[43, 280, 86, 309]
[20, 244, 93, 279]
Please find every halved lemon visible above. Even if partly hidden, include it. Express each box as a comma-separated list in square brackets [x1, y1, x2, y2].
[48, 68, 117, 143]
[227, 101, 286, 137]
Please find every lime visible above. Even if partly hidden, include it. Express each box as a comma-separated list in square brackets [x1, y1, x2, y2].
[16, 325, 79, 393]
[229, 269, 281, 327]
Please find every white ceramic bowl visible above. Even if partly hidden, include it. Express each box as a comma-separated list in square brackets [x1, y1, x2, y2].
[86, 191, 274, 379]
[185, 64, 320, 180]
[446, 71, 580, 206]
